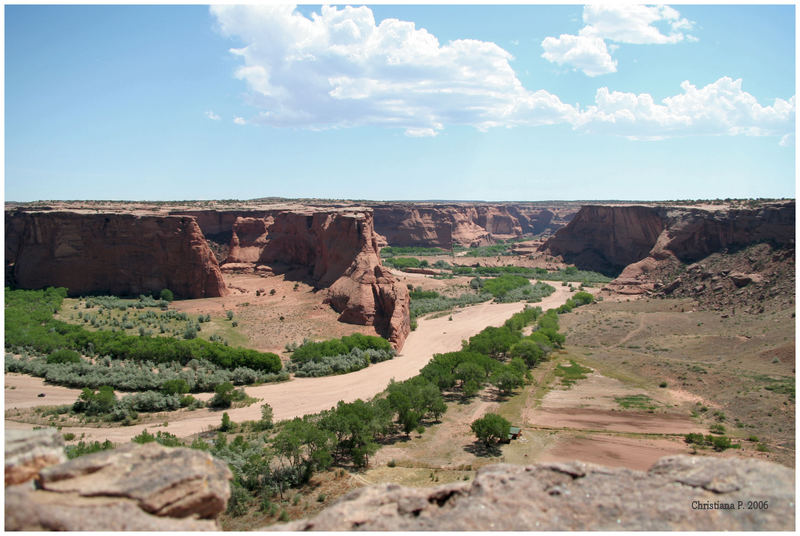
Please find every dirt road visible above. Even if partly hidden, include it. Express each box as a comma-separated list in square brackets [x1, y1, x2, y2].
[6, 285, 573, 443]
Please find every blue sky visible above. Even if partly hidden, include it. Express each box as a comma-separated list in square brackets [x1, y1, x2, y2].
[5, 4, 796, 202]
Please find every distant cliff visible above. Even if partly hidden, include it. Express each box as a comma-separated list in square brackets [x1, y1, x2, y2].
[370, 203, 568, 248]
[5, 211, 227, 299]
[541, 201, 795, 293]
[225, 209, 411, 348]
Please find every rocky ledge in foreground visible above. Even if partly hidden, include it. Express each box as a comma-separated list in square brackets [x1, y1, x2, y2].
[5, 430, 231, 531]
[271, 456, 794, 531]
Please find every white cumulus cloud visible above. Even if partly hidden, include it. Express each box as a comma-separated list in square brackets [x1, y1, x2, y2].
[210, 5, 794, 143]
[210, 4, 576, 136]
[541, 33, 617, 77]
[205, 110, 221, 120]
[576, 77, 795, 140]
[542, 5, 696, 76]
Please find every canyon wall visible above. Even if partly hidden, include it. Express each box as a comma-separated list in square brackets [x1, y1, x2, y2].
[225, 209, 411, 348]
[5, 211, 227, 299]
[542, 201, 795, 293]
[173, 203, 576, 251]
[370, 203, 569, 248]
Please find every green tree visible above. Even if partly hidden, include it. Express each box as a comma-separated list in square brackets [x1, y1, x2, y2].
[272, 418, 335, 480]
[159, 289, 174, 302]
[508, 339, 545, 368]
[489, 368, 524, 396]
[209, 382, 236, 408]
[260, 403, 274, 430]
[220, 412, 232, 432]
[73, 385, 117, 415]
[471, 413, 511, 445]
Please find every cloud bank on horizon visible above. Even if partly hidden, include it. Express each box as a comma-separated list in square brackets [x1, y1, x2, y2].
[211, 4, 794, 142]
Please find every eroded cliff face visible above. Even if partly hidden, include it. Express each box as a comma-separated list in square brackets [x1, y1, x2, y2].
[542, 202, 795, 294]
[226, 210, 411, 348]
[5, 211, 227, 299]
[371, 203, 566, 248]
[541, 205, 666, 276]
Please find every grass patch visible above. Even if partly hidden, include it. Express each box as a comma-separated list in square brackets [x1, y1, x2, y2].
[553, 360, 592, 388]
[615, 394, 658, 411]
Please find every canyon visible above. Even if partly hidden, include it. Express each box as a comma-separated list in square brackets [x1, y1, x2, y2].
[3, 200, 581, 349]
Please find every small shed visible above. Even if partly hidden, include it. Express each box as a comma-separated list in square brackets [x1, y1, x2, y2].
[507, 426, 522, 441]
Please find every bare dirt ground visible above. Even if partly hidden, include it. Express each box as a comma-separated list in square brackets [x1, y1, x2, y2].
[5, 373, 85, 409]
[5, 285, 574, 443]
[536, 434, 689, 470]
[527, 372, 704, 434]
[171, 272, 380, 355]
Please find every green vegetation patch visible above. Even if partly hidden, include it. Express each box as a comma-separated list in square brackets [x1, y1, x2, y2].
[381, 246, 449, 257]
[288, 333, 395, 377]
[615, 394, 658, 411]
[450, 265, 612, 283]
[684, 433, 739, 452]
[5, 287, 282, 373]
[554, 360, 593, 387]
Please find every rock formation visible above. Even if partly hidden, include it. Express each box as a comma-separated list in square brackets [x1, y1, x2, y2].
[225, 209, 411, 348]
[542, 202, 795, 294]
[371, 203, 570, 248]
[271, 456, 794, 531]
[5, 210, 227, 299]
[4, 430, 231, 531]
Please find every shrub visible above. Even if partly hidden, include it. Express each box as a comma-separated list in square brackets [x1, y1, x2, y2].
[220, 412, 232, 432]
[226, 310, 234, 321]
[47, 349, 81, 364]
[73, 385, 117, 415]
[161, 378, 190, 395]
[159, 289, 174, 302]
[65, 439, 114, 459]
[132, 429, 156, 444]
[260, 403, 274, 429]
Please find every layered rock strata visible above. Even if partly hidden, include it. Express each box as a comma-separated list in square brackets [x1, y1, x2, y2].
[225, 209, 411, 348]
[271, 456, 794, 531]
[542, 202, 795, 294]
[5, 430, 231, 531]
[5, 210, 227, 299]
[370, 203, 567, 248]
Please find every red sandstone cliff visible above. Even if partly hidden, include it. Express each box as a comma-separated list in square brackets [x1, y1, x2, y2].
[226, 210, 411, 349]
[541, 202, 795, 294]
[370, 204, 567, 248]
[5, 211, 227, 299]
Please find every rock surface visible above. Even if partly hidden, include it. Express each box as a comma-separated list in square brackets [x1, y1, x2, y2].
[5, 210, 227, 298]
[371, 203, 572, 248]
[542, 202, 795, 295]
[5, 431, 231, 531]
[4, 428, 66, 486]
[225, 209, 411, 348]
[271, 456, 795, 531]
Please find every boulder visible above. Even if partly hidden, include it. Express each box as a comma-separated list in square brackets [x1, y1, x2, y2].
[4, 428, 66, 486]
[269, 456, 794, 531]
[5, 434, 232, 531]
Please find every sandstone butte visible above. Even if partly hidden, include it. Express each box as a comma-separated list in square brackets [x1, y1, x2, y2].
[4, 205, 411, 349]
[540, 201, 796, 295]
[221, 208, 411, 348]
